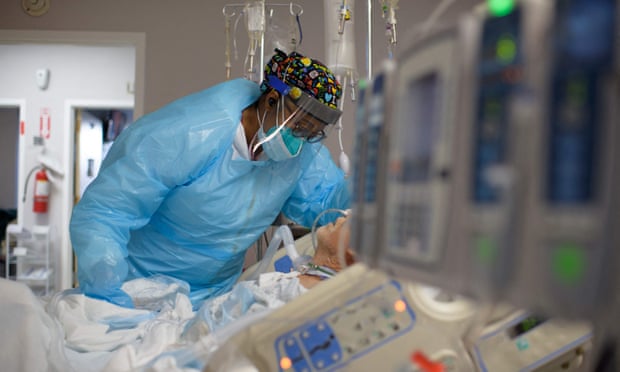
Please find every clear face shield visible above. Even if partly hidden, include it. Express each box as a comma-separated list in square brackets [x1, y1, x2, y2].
[252, 81, 342, 160]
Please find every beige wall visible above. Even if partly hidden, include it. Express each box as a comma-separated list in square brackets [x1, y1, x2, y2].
[0, 0, 480, 114]
[0, 0, 481, 163]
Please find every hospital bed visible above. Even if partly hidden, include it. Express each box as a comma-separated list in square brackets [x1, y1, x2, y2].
[0, 229, 319, 372]
[0, 224, 594, 372]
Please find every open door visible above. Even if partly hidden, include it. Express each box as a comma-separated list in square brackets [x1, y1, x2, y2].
[72, 107, 133, 285]
[73, 108, 133, 202]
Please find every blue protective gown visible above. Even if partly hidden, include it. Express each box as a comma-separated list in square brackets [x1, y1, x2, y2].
[70, 78, 350, 308]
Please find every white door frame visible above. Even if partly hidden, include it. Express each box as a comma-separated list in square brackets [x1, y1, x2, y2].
[0, 99, 26, 227]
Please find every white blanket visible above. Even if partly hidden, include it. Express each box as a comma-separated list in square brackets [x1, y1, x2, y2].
[0, 271, 306, 372]
[0, 280, 67, 372]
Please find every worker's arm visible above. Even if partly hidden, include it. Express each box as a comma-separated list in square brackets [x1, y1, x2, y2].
[70, 95, 235, 307]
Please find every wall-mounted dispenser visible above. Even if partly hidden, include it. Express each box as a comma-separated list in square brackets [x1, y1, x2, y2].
[35, 68, 50, 90]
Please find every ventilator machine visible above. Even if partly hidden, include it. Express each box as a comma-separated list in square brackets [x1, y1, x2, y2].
[205, 0, 618, 370]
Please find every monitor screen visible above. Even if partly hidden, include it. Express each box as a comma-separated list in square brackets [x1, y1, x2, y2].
[398, 72, 442, 184]
[386, 71, 442, 260]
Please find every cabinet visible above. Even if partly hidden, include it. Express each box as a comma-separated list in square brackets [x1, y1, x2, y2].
[4, 224, 53, 296]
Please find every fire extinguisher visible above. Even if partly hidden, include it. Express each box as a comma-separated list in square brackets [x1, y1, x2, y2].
[33, 168, 50, 213]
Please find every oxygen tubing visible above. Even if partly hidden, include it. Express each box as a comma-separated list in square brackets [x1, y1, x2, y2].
[245, 225, 296, 281]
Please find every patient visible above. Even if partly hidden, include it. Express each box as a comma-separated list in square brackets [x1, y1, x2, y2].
[298, 216, 355, 288]
[180, 216, 356, 345]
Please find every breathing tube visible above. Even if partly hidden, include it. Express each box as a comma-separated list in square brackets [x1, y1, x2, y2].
[244, 224, 296, 281]
[246, 208, 350, 281]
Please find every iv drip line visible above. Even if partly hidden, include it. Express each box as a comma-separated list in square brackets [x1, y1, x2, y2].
[223, 2, 304, 81]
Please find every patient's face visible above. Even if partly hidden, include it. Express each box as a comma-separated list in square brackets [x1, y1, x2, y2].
[315, 217, 355, 269]
[317, 217, 349, 251]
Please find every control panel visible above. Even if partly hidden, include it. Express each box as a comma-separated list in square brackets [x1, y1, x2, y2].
[206, 265, 590, 372]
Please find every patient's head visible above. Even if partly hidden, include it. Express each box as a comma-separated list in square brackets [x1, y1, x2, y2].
[313, 216, 356, 271]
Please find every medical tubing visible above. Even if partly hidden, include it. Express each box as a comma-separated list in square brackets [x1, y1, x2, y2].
[336, 74, 351, 175]
[224, 13, 233, 79]
[204, 310, 271, 364]
[166, 309, 272, 369]
[337, 73, 347, 153]
[337, 217, 351, 271]
[296, 13, 303, 45]
[234, 11, 243, 60]
[245, 225, 296, 281]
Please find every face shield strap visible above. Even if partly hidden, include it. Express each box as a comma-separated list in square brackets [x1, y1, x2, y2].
[251, 102, 302, 156]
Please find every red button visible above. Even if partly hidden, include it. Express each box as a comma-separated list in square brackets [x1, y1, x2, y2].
[411, 351, 445, 372]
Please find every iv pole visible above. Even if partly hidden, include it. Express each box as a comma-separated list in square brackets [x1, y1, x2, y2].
[367, 0, 373, 81]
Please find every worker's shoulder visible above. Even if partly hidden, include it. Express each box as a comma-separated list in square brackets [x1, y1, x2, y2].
[192, 78, 261, 102]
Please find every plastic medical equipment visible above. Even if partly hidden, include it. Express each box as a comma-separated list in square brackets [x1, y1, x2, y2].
[244, 225, 297, 281]
[248, 208, 349, 283]
[377, 0, 617, 368]
[203, 263, 591, 371]
[380, 0, 399, 58]
[349, 60, 395, 268]
[222, 2, 304, 81]
[323, 0, 360, 175]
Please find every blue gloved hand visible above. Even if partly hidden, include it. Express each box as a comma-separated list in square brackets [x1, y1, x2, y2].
[79, 259, 134, 308]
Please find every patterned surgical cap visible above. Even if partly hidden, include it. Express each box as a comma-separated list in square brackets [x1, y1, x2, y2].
[261, 49, 342, 110]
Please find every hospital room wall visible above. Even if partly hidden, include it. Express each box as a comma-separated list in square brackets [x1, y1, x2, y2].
[0, 0, 480, 161]
[0, 0, 480, 288]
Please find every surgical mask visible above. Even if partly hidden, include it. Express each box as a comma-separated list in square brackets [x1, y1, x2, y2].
[257, 124, 303, 161]
[253, 104, 304, 161]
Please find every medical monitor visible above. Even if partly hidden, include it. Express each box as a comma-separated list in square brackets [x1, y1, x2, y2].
[508, 0, 619, 319]
[377, 25, 470, 296]
[378, 0, 550, 301]
[350, 61, 396, 266]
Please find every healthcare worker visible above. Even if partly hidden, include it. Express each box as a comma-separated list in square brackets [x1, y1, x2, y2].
[70, 49, 350, 308]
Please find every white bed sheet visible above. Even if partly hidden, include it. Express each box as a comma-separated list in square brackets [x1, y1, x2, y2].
[0, 271, 306, 372]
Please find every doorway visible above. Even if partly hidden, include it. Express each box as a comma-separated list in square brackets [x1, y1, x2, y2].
[0, 106, 19, 278]
[0, 107, 19, 211]
[74, 107, 133, 202]
[0, 30, 145, 291]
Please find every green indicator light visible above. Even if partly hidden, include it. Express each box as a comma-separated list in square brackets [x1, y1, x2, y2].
[516, 338, 530, 351]
[567, 77, 588, 106]
[488, 0, 516, 17]
[497, 36, 517, 63]
[552, 243, 586, 285]
[476, 236, 497, 265]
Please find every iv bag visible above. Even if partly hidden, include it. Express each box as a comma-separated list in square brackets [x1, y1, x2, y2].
[323, 0, 358, 76]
